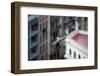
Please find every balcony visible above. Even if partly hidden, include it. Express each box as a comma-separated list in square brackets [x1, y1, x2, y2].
[29, 41, 39, 49]
[30, 52, 39, 60]
[29, 30, 39, 38]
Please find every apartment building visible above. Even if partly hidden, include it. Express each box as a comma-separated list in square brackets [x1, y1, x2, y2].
[38, 16, 49, 60]
[50, 16, 65, 59]
[28, 16, 40, 60]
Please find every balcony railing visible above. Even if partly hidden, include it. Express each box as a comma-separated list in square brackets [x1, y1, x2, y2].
[29, 42, 39, 49]
[30, 52, 39, 60]
[29, 30, 39, 38]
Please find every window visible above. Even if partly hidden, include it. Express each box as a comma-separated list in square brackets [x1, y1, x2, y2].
[45, 22, 47, 29]
[40, 46, 42, 54]
[40, 34, 42, 43]
[31, 57, 37, 60]
[31, 23, 38, 31]
[51, 23, 54, 28]
[41, 56, 44, 60]
[43, 32, 45, 41]
[46, 43, 48, 50]
[31, 46, 37, 54]
[46, 53, 48, 59]
[63, 45, 66, 50]
[31, 35, 38, 43]
[69, 49, 72, 55]
[84, 18, 88, 31]
[43, 22, 46, 29]
[31, 55, 38, 60]
[78, 54, 81, 59]
[74, 52, 76, 58]
[43, 29, 47, 41]
[46, 31, 47, 40]
[43, 44, 45, 52]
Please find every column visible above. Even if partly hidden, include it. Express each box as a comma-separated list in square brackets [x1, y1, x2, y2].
[75, 18, 79, 31]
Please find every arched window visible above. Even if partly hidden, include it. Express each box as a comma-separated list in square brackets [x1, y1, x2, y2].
[69, 49, 72, 55]
[78, 54, 81, 59]
[74, 52, 76, 58]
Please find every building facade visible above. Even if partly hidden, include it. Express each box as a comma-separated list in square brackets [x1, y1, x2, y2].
[64, 17, 88, 59]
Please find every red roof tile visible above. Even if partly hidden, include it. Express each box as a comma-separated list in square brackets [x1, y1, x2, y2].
[72, 33, 88, 48]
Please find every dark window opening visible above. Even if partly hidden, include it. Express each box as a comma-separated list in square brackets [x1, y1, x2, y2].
[31, 55, 38, 60]
[69, 49, 72, 55]
[31, 23, 38, 31]
[78, 54, 81, 59]
[31, 35, 38, 43]
[31, 46, 38, 54]
[74, 52, 76, 58]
